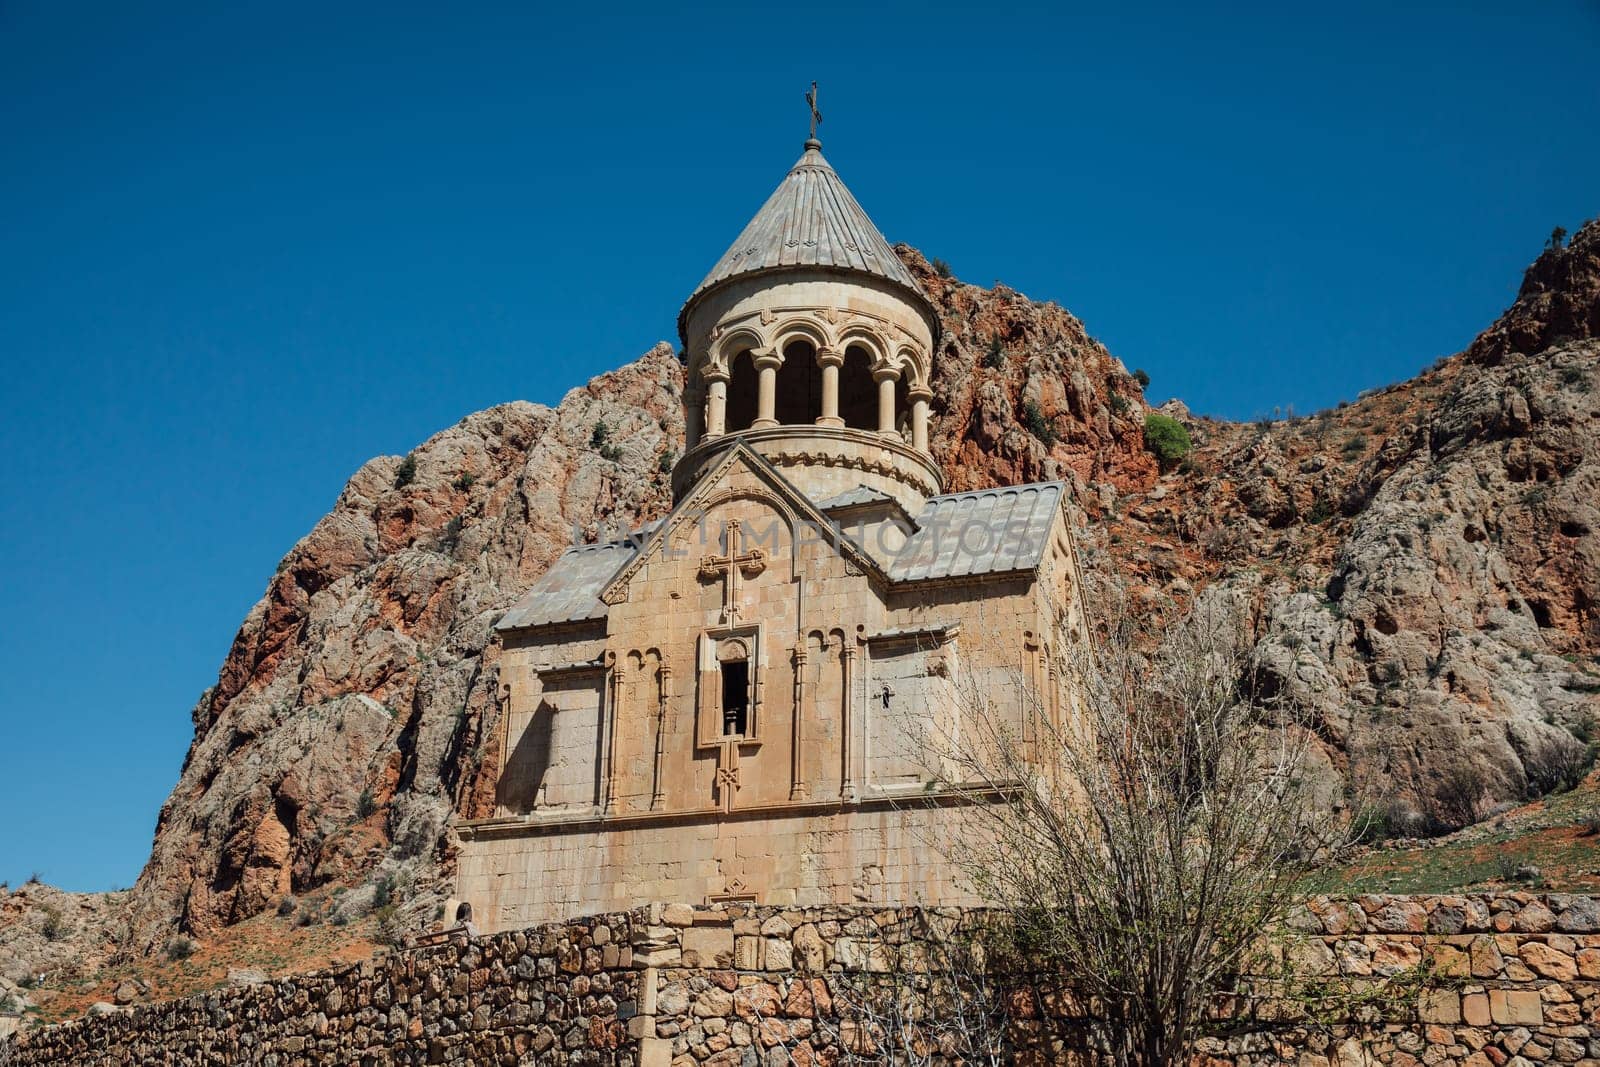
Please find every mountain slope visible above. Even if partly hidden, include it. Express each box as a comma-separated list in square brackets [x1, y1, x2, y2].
[10, 223, 1595, 989]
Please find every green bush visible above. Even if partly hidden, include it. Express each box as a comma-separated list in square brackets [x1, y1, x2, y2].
[451, 472, 476, 492]
[1133, 368, 1151, 389]
[356, 788, 377, 819]
[1350, 804, 1392, 845]
[657, 449, 675, 474]
[40, 906, 68, 942]
[374, 903, 406, 948]
[1022, 400, 1057, 445]
[165, 936, 197, 962]
[931, 258, 953, 279]
[1142, 413, 1191, 468]
[394, 453, 418, 488]
[590, 421, 610, 448]
[983, 335, 1004, 370]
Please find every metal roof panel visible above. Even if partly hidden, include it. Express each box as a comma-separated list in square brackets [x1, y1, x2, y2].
[684, 142, 929, 312]
[888, 482, 1065, 582]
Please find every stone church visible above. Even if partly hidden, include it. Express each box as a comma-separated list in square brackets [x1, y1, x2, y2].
[456, 129, 1091, 933]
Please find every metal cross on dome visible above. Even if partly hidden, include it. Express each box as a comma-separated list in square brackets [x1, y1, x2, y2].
[806, 81, 822, 141]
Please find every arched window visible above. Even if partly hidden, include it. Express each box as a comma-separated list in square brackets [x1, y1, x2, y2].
[725, 350, 758, 432]
[718, 638, 752, 738]
[894, 373, 910, 439]
[839, 344, 877, 431]
[774, 339, 820, 426]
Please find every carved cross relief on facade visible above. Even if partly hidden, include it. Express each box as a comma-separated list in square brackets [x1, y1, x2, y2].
[698, 518, 766, 623]
[713, 638, 750, 812]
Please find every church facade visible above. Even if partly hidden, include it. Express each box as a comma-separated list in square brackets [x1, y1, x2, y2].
[455, 132, 1091, 933]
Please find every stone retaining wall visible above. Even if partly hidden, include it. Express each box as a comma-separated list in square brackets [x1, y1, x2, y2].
[0, 911, 642, 1066]
[3, 895, 1598, 1066]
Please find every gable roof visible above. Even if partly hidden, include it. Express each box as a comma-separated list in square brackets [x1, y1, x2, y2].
[680, 140, 930, 332]
[815, 485, 899, 511]
[494, 465, 1071, 634]
[495, 538, 639, 631]
[890, 482, 1067, 582]
[596, 441, 889, 608]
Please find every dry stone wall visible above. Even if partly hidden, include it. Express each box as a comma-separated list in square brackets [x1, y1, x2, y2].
[0, 911, 642, 1066]
[3, 895, 1598, 1066]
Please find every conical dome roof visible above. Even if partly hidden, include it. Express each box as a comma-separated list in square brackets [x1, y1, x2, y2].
[680, 140, 930, 331]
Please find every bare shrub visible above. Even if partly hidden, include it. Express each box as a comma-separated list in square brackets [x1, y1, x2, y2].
[1428, 763, 1488, 830]
[921, 595, 1334, 1067]
[760, 911, 1020, 1067]
[39, 906, 69, 942]
[1202, 523, 1253, 564]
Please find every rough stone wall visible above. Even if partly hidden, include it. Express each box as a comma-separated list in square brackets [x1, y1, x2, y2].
[637, 895, 1600, 1067]
[0, 911, 642, 1066]
[7, 895, 1599, 1066]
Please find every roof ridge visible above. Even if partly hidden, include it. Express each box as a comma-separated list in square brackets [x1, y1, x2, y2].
[926, 480, 1067, 502]
[680, 143, 929, 329]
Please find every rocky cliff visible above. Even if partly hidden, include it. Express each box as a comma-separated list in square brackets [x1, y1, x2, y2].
[17, 222, 1597, 980]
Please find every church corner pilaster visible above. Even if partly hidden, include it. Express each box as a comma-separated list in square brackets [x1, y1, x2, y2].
[601, 650, 620, 814]
[789, 643, 808, 801]
[650, 664, 671, 811]
[839, 636, 859, 801]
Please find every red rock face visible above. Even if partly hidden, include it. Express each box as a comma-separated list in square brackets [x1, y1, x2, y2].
[123, 348, 685, 953]
[1468, 219, 1600, 365]
[115, 227, 1599, 957]
[901, 248, 1161, 496]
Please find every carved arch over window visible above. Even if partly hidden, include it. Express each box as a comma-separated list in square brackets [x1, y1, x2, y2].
[711, 329, 765, 377]
[894, 345, 928, 390]
[771, 316, 831, 354]
[696, 624, 765, 748]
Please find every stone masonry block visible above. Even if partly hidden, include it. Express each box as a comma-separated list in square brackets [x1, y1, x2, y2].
[1418, 989, 1461, 1025]
[1489, 988, 1543, 1026]
[682, 926, 736, 968]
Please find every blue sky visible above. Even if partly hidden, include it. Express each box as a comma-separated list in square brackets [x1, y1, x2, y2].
[1, 1, 1595, 892]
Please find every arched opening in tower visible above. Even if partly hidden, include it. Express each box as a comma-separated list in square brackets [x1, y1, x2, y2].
[774, 339, 819, 426]
[839, 345, 877, 431]
[894, 374, 911, 440]
[726, 350, 758, 432]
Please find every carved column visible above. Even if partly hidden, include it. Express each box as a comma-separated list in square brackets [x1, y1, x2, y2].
[839, 642, 858, 800]
[602, 652, 620, 812]
[753, 348, 782, 429]
[1021, 634, 1041, 762]
[790, 644, 808, 801]
[908, 386, 931, 452]
[704, 370, 729, 439]
[815, 347, 844, 428]
[495, 682, 514, 815]
[873, 366, 899, 437]
[651, 666, 671, 811]
[685, 380, 704, 448]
